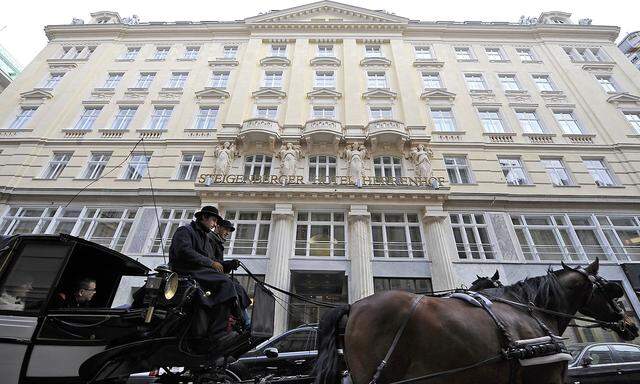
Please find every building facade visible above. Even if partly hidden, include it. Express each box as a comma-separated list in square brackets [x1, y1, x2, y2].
[1, 2, 640, 339]
[0, 44, 21, 93]
[619, 31, 640, 70]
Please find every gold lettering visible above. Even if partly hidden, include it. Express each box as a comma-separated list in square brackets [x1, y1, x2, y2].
[296, 176, 304, 184]
[214, 174, 223, 183]
[408, 177, 418, 186]
[270, 175, 279, 184]
[198, 174, 206, 183]
[438, 177, 446, 185]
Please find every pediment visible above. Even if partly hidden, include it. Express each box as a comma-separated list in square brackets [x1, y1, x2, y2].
[252, 88, 287, 99]
[245, 1, 409, 24]
[260, 56, 291, 67]
[360, 57, 391, 67]
[310, 57, 341, 67]
[420, 89, 456, 101]
[307, 88, 342, 99]
[195, 87, 230, 100]
[20, 89, 53, 101]
[362, 89, 397, 100]
[607, 92, 640, 105]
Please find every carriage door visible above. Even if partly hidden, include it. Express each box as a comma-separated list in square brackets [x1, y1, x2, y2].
[0, 241, 70, 384]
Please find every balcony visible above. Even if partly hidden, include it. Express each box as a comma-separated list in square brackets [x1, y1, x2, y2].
[483, 132, 516, 143]
[366, 119, 408, 149]
[240, 118, 281, 143]
[302, 119, 343, 148]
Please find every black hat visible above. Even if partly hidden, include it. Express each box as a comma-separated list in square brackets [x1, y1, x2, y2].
[195, 206, 222, 221]
[219, 219, 235, 232]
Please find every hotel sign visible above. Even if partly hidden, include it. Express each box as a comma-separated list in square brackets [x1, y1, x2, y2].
[199, 174, 446, 188]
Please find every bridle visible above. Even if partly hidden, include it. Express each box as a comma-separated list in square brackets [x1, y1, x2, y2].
[572, 266, 625, 320]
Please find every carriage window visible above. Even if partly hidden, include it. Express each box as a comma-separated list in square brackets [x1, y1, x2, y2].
[0, 242, 69, 312]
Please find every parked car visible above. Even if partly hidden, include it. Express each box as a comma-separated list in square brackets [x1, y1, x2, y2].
[566, 342, 640, 383]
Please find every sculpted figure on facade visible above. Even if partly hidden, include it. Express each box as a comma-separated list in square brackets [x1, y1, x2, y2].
[410, 144, 434, 178]
[213, 141, 237, 175]
[277, 142, 303, 176]
[342, 143, 368, 185]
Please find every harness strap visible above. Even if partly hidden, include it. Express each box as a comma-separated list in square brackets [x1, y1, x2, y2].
[369, 294, 424, 384]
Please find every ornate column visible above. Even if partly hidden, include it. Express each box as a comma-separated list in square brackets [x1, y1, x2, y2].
[422, 208, 458, 291]
[265, 203, 295, 334]
[347, 205, 375, 301]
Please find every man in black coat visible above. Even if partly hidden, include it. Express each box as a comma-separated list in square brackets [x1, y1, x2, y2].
[169, 206, 245, 344]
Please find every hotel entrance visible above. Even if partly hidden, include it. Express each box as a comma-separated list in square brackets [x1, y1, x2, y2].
[287, 271, 348, 329]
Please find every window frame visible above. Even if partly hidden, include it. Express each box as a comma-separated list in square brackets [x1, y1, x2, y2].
[147, 106, 173, 130]
[314, 71, 335, 88]
[531, 74, 556, 92]
[121, 153, 151, 181]
[8, 107, 38, 129]
[183, 46, 200, 60]
[308, 155, 337, 183]
[450, 213, 496, 260]
[497, 74, 521, 91]
[485, 47, 506, 61]
[295, 211, 347, 258]
[80, 152, 111, 180]
[454, 47, 474, 61]
[74, 107, 102, 130]
[421, 72, 443, 89]
[193, 106, 219, 130]
[478, 108, 507, 133]
[210, 71, 230, 88]
[366, 71, 388, 89]
[414, 46, 434, 60]
[371, 212, 426, 259]
[540, 157, 574, 187]
[244, 154, 273, 179]
[582, 158, 617, 187]
[111, 106, 137, 130]
[443, 155, 473, 184]
[464, 73, 487, 91]
[175, 153, 204, 181]
[263, 70, 283, 88]
[430, 107, 456, 132]
[224, 210, 272, 257]
[373, 156, 403, 179]
[40, 152, 72, 180]
[498, 156, 531, 186]
[166, 72, 188, 89]
[515, 109, 545, 134]
[553, 110, 584, 135]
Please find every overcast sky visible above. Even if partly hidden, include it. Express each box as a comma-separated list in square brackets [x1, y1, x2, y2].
[0, 0, 637, 67]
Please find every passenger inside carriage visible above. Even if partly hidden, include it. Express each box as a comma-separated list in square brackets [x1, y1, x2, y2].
[0, 274, 35, 311]
[51, 277, 97, 308]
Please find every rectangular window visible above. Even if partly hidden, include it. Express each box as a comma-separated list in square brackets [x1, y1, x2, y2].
[595, 75, 617, 92]
[74, 107, 102, 130]
[270, 45, 287, 57]
[61, 46, 94, 60]
[153, 47, 170, 60]
[516, 48, 535, 62]
[149, 208, 196, 254]
[0, 207, 58, 235]
[374, 278, 433, 294]
[485, 47, 504, 61]
[414, 46, 433, 60]
[148, 107, 173, 130]
[8, 107, 37, 129]
[314, 71, 335, 88]
[102, 73, 123, 89]
[317, 45, 334, 57]
[312, 106, 335, 119]
[430, 108, 456, 132]
[225, 210, 271, 256]
[369, 107, 392, 120]
[371, 212, 425, 258]
[183, 46, 199, 60]
[623, 111, 640, 134]
[597, 216, 640, 261]
[450, 213, 495, 259]
[365, 45, 382, 58]
[516, 110, 544, 133]
[75, 208, 136, 251]
[583, 159, 616, 187]
[244, 155, 272, 178]
[478, 109, 506, 133]
[263, 71, 283, 88]
[498, 74, 521, 91]
[454, 47, 473, 60]
[309, 155, 337, 182]
[444, 156, 472, 184]
[41, 153, 72, 179]
[223, 46, 238, 59]
[121, 47, 140, 60]
[194, 107, 218, 129]
[42, 73, 64, 89]
[373, 156, 402, 178]
[464, 74, 487, 90]
[176, 153, 203, 181]
[256, 106, 278, 120]
[210, 71, 230, 88]
[122, 154, 151, 180]
[367, 71, 387, 88]
[295, 212, 346, 257]
[421, 72, 442, 89]
[81, 153, 110, 180]
[135, 72, 156, 89]
[541, 158, 573, 186]
[554, 111, 583, 134]
[499, 157, 530, 185]
[532, 74, 555, 91]
[111, 107, 137, 130]
[167, 72, 188, 88]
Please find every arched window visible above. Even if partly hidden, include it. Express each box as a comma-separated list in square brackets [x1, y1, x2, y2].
[373, 156, 402, 178]
[309, 155, 336, 182]
[244, 155, 272, 178]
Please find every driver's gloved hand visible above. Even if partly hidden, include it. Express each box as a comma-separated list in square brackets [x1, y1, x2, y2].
[228, 259, 241, 270]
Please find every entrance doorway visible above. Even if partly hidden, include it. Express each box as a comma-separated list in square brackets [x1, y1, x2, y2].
[287, 271, 348, 329]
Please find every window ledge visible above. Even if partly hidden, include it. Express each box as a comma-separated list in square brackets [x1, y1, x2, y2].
[489, 59, 511, 63]
[62, 128, 91, 134]
[169, 179, 197, 182]
[47, 58, 89, 63]
[114, 179, 143, 182]
[506, 184, 535, 187]
[505, 90, 528, 95]
[32, 177, 58, 181]
[522, 132, 556, 137]
[115, 58, 135, 62]
[161, 87, 184, 93]
[145, 58, 167, 62]
[521, 60, 543, 64]
[177, 58, 197, 62]
[457, 59, 478, 63]
[563, 133, 596, 144]
[136, 129, 168, 133]
[626, 134, 640, 138]
[126, 88, 150, 93]
[0, 128, 33, 133]
[432, 130, 465, 135]
[551, 184, 580, 188]
[184, 128, 216, 132]
[483, 132, 516, 137]
[450, 182, 479, 186]
[595, 185, 625, 189]
[93, 87, 116, 93]
[98, 128, 129, 133]
[469, 89, 494, 95]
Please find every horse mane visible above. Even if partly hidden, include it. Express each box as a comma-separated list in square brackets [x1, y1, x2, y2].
[492, 268, 567, 310]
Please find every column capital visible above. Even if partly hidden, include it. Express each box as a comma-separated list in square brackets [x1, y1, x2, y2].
[272, 203, 294, 218]
[348, 204, 370, 222]
[421, 207, 448, 224]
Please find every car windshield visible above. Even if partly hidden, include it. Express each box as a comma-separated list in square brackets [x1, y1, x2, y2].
[567, 346, 585, 363]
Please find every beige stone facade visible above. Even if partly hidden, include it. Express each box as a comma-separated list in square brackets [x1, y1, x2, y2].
[1, 2, 640, 337]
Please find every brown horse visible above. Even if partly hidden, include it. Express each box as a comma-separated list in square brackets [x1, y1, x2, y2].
[314, 259, 638, 384]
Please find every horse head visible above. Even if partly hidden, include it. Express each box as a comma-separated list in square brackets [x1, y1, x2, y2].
[560, 258, 638, 341]
[469, 270, 503, 291]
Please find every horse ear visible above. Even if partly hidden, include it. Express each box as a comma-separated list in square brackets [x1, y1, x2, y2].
[492, 270, 500, 281]
[585, 257, 600, 275]
[476, 275, 481, 279]
[561, 261, 573, 271]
